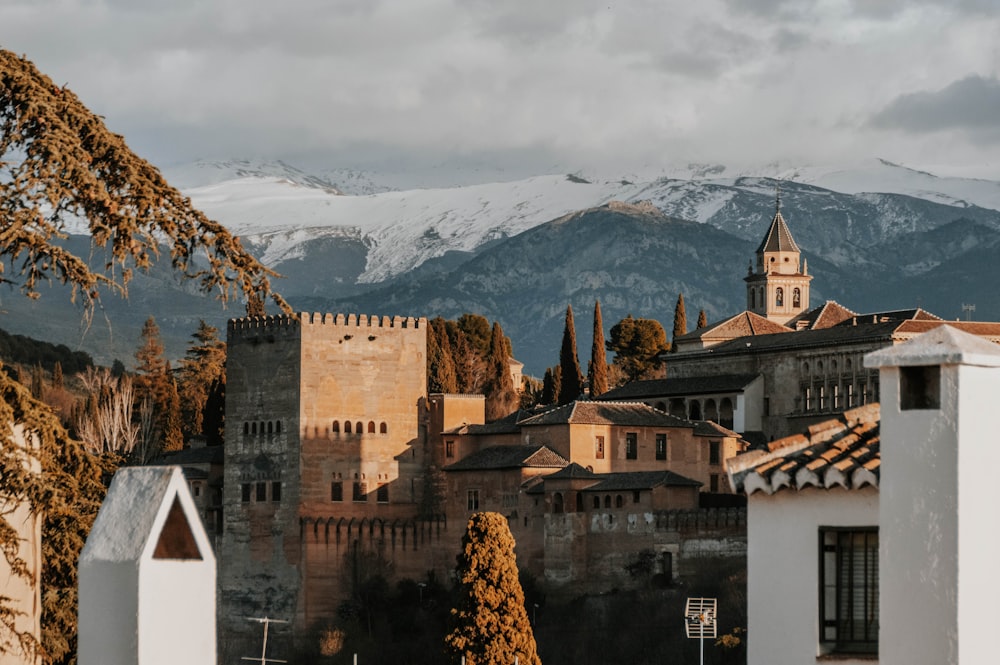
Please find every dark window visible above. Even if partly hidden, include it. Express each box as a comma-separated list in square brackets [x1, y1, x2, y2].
[655, 433, 667, 460]
[552, 493, 564, 514]
[575, 493, 584, 512]
[255, 482, 267, 502]
[595, 435, 605, 459]
[625, 433, 637, 460]
[251, 422, 257, 435]
[380, 422, 387, 434]
[332, 420, 340, 433]
[345, 421, 352, 434]
[615, 495, 623, 508]
[900, 366, 940, 410]
[820, 528, 879, 655]
[775, 287, 784, 307]
[632, 490, 641, 504]
[356, 421, 363, 434]
[793, 287, 801, 308]
[368, 421, 376, 433]
[271, 481, 282, 502]
[331, 481, 343, 502]
[604, 495, 611, 508]
[267, 421, 273, 434]
[243, 422, 249, 436]
[241, 483, 251, 503]
[376, 484, 389, 503]
[353, 482, 366, 502]
[709, 441, 721, 466]
[593, 496, 600, 509]
[710, 474, 719, 492]
[446, 440, 455, 458]
[276, 421, 281, 434]
[467, 490, 479, 511]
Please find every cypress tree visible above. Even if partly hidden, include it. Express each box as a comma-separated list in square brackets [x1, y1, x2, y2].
[178, 320, 226, 439]
[161, 362, 184, 453]
[484, 323, 519, 421]
[558, 305, 584, 404]
[428, 318, 459, 394]
[697, 309, 708, 329]
[589, 301, 609, 398]
[30, 363, 44, 400]
[671, 293, 687, 352]
[445, 512, 542, 665]
[51, 361, 63, 390]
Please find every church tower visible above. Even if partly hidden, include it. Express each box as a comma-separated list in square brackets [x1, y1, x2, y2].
[744, 187, 812, 325]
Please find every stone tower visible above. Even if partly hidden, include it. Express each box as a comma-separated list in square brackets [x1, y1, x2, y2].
[219, 312, 428, 657]
[744, 188, 812, 324]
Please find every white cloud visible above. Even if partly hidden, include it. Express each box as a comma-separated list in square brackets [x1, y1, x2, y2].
[3, 0, 998, 181]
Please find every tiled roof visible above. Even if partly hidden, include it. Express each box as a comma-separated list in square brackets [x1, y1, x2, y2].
[544, 463, 599, 480]
[518, 401, 692, 428]
[584, 470, 702, 492]
[443, 445, 568, 471]
[693, 421, 740, 437]
[793, 300, 857, 330]
[689, 319, 903, 357]
[756, 210, 801, 254]
[727, 404, 880, 495]
[677, 311, 792, 343]
[893, 319, 1000, 341]
[598, 374, 760, 401]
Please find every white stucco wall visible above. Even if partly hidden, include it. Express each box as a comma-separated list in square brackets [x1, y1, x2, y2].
[138, 560, 216, 665]
[877, 359, 1000, 665]
[77, 561, 139, 665]
[746, 486, 878, 665]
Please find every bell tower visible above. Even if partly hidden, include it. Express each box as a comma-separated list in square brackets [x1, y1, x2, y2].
[744, 186, 812, 325]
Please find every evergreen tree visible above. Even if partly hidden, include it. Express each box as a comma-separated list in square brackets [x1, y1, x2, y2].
[589, 301, 609, 398]
[134, 317, 180, 455]
[557, 305, 584, 404]
[672, 293, 687, 352]
[540, 367, 558, 406]
[456, 314, 492, 358]
[51, 362, 63, 390]
[428, 318, 459, 394]
[30, 363, 44, 400]
[445, 512, 541, 665]
[697, 309, 708, 330]
[483, 323, 518, 422]
[161, 362, 184, 453]
[607, 315, 670, 384]
[177, 320, 226, 439]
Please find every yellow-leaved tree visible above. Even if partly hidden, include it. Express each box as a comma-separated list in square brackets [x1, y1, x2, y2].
[0, 48, 288, 664]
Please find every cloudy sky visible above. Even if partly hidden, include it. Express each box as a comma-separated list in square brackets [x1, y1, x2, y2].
[3, 0, 999, 183]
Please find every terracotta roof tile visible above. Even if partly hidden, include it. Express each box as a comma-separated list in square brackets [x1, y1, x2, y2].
[518, 401, 693, 428]
[727, 404, 880, 495]
[443, 445, 568, 471]
[756, 211, 801, 254]
[598, 374, 760, 401]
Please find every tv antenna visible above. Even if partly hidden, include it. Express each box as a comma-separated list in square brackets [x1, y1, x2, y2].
[241, 616, 288, 665]
[685, 597, 717, 665]
[962, 303, 976, 321]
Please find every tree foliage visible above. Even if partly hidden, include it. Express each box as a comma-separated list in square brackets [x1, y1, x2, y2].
[134, 317, 182, 455]
[177, 320, 226, 440]
[0, 50, 292, 661]
[588, 301, 609, 398]
[671, 293, 687, 352]
[540, 366, 561, 406]
[697, 309, 708, 330]
[557, 306, 583, 404]
[445, 512, 541, 665]
[483, 323, 518, 422]
[427, 317, 459, 394]
[607, 316, 669, 384]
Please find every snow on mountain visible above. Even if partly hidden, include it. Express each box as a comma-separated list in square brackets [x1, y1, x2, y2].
[175, 158, 1000, 285]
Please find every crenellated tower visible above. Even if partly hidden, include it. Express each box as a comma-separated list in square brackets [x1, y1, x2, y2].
[744, 186, 812, 324]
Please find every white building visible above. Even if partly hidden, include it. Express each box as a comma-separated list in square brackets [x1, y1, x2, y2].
[728, 325, 1000, 665]
[78, 466, 216, 665]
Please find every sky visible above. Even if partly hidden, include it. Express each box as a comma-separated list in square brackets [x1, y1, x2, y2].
[3, 0, 1000, 184]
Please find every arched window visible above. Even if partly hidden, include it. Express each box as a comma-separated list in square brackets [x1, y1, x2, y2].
[793, 287, 801, 308]
[259, 422, 265, 436]
[575, 493, 584, 512]
[593, 496, 600, 509]
[689, 401, 702, 421]
[380, 422, 387, 434]
[553, 493, 564, 514]
[615, 495, 623, 508]
[776, 287, 784, 307]
[345, 421, 352, 434]
[276, 421, 281, 434]
[368, 421, 376, 434]
[251, 422, 257, 435]
[332, 421, 340, 433]
[243, 422, 249, 436]
[604, 495, 611, 508]
[356, 421, 363, 434]
[750, 289, 756, 309]
[267, 421, 273, 434]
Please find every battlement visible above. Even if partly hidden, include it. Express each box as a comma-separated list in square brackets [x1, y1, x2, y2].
[227, 312, 427, 343]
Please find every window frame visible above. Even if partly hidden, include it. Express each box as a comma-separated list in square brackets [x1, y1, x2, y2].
[655, 433, 667, 460]
[595, 435, 605, 459]
[625, 432, 638, 460]
[467, 489, 480, 511]
[818, 527, 879, 656]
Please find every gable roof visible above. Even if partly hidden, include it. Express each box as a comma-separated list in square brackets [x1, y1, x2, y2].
[866, 324, 1000, 368]
[756, 210, 801, 254]
[727, 404, 880, 495]
[443, 445, 568, 471]
[80, 466, 213, 564]
[544, 462, 600, 480]
[676, 311, 792, 344]
[582, 470, 702, 492]
[598, 374, 760, 401]
[792, 300, 857, 330]
[517, 401, 693, 428]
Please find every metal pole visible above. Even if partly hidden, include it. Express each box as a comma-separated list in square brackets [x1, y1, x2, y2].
[700, 633, 704, 665]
